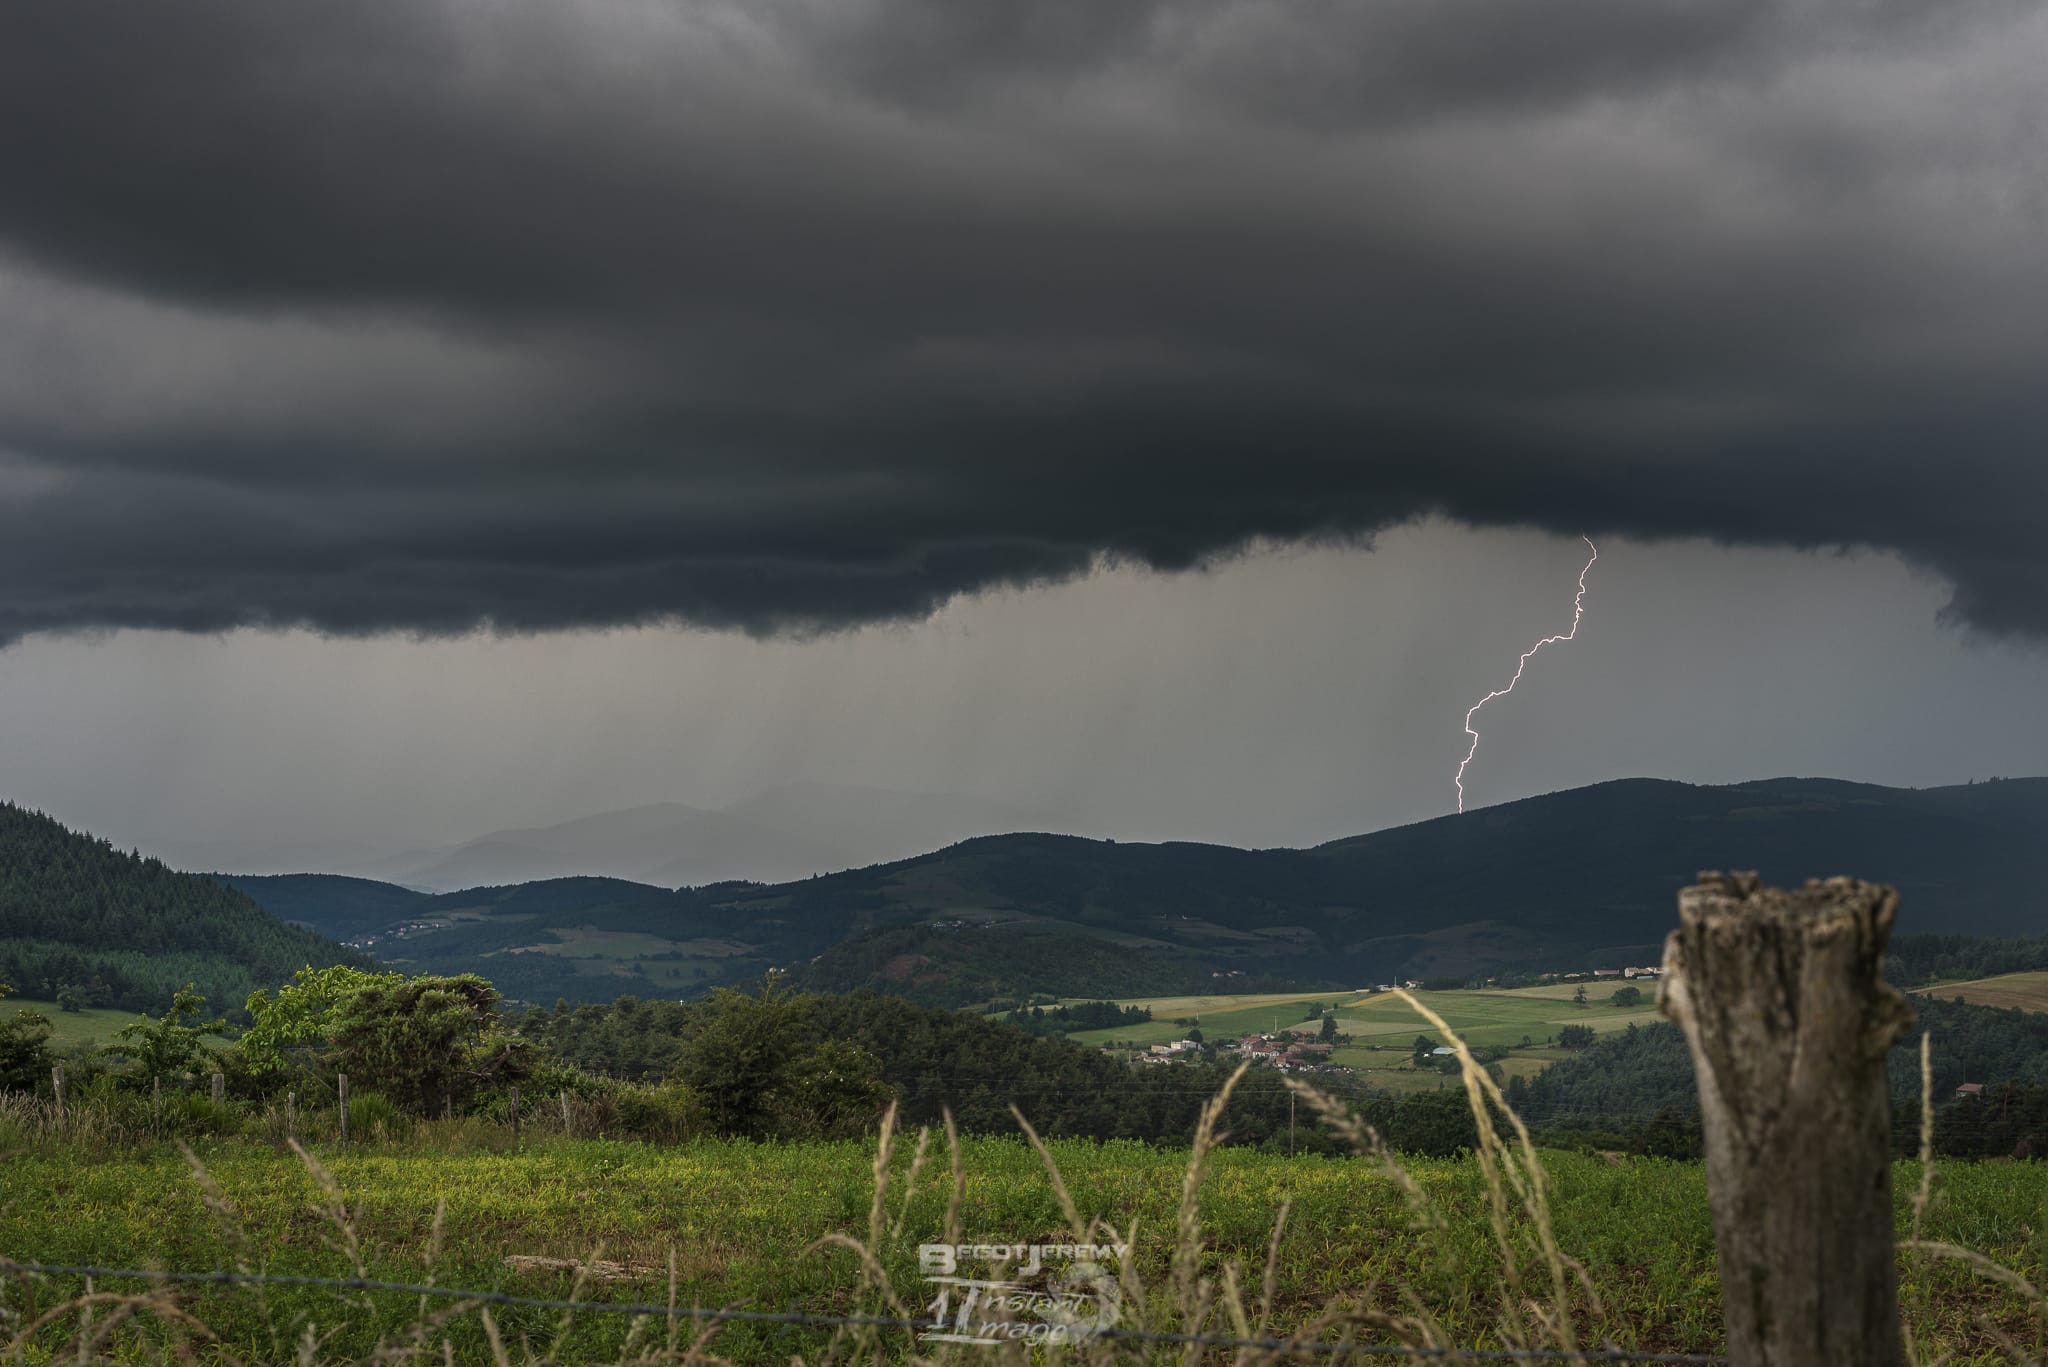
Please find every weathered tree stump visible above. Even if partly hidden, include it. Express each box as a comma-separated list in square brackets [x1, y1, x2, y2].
[1659, 871, 1914, 1367]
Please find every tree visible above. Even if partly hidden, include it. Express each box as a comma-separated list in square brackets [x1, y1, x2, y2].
[1610, 985, 1644, 1008]
[675, 974, 889, 1139]
[1572, 984, 1589, 1006]
[1558, 1024, 1596, 1049]
[54, 983, 88, 1013]
[106, 983, 226, 1085]
[1186, 1026, 1204, 1043]
[241, 965, 403, 1083]
[1319, 1014, 1339, 1043]
[326, 973, 534, 1114]
[1412, 1034, 1437, 1067]
[243, 965, 558, 1113]
[1369, 1087, 1480, 1156]
[0, 983, 54, 1093]
[770, 1037, 894, 1140]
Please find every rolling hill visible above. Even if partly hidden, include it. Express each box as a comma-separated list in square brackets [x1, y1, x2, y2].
[223, 776, 2048, 1006]
[335, 783, 1054, 891]
[0, 802, 369, 1015]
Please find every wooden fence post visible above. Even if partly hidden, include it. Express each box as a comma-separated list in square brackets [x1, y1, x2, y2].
[338, 1073, 350, 1146]
[286, 1090, 296, 1139]
[152, 1075, 162, 1129]
[51, 1063, 66, 1126]
[560, 1089, 572, 1137]
[1659, 871, 1914, 1367]
[509, 1085, 520, 1140]
[211, 1072, 225, 1105]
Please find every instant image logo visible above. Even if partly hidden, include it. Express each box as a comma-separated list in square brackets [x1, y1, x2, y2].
[916, 1241, 1127, 1347]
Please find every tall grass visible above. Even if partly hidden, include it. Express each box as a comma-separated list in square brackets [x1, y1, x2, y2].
[6, 1005, 2048, 1363]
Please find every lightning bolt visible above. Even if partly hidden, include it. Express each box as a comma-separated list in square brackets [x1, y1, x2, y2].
[1454, 536, 1599, 814]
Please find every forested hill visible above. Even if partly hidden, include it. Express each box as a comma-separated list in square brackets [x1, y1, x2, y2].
[217, 873, 434, 940]
[225, 775, 2048, 1006]
[767, 776, 2048, 1000]
[0, 802, 368, 1014]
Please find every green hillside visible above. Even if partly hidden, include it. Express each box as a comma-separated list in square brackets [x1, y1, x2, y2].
[223, 776, 2048, 1007]
[762, 776, 2048, 1001]
[0, 803, 368, 1014]
[215, 873, 434, 939]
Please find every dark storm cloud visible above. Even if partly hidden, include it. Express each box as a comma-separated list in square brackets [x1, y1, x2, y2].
[1, 0, 2044, 644]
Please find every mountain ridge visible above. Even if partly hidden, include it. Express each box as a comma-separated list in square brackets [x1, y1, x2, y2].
[328, 782, 1054, 891]
[221, 775, 2048, 1006]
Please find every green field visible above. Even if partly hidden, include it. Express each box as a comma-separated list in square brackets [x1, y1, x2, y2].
[0, 1129, 2039, 1364]
[1331, 985, 1665, 1049]
[2, 997, 139, 1048]
[1066, 985, 1664, 1055]
[1915, 972, 2048, 1014]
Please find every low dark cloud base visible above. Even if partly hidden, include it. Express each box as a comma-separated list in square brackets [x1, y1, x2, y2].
[1, 0, 2043, 644]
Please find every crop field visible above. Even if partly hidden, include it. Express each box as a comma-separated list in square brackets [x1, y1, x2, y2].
[1318, 1044, 1580, 1094]
[1328, 988, 1665, 1050]
[1066, 986, 1664, 1056]
[1914, 972, 2048, 1014]
[2, 1127, 2043, 1364]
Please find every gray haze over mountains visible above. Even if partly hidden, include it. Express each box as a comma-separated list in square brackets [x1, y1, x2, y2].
[4, 1, 2048, 863]
[222, 783, 1056, 892]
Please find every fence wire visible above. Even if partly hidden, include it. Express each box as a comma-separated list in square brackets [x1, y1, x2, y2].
[0, 1260, 1726, 1364]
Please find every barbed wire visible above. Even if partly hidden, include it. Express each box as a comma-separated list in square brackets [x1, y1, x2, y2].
[0, 1261, 1726, 1364]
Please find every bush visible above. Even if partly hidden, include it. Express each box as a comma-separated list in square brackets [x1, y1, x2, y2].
[162, 1090, 245, 1138]
[614, 1080, 701, 1143]
[0, 1001, 53, 1094]
[345, 1091, 412, 1142]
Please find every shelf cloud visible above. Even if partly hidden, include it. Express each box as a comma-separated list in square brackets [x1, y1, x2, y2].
[3, 0, 2044, 643]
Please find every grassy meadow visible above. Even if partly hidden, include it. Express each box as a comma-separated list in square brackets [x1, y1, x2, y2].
[1064, 985, 1663, 1092]
[2, 998, 139, 1049]
[3, 1120, 2046, 1365]
[1915, 972, 2048, 1014]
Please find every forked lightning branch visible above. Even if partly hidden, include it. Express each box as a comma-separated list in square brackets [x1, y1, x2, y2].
[1453, 536, 1599, 813]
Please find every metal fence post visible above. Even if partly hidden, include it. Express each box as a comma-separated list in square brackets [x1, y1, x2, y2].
[1660, 871, 1913, 1367]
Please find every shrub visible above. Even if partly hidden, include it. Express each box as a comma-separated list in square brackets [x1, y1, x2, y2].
[162, 1090, 244, 1138]
[345, 1090, 412, 1142]
[613, 1080, 701, 1143]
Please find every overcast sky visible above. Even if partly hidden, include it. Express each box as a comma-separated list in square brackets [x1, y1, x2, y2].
[2, 0, 2044, 869]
